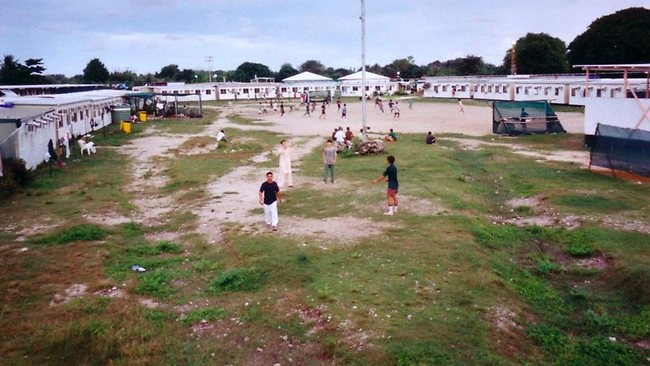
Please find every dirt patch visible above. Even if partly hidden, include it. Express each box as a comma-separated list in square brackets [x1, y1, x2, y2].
[279, 216, 389, 245]
[575, 255, 611, 270]
[145, 231, 182, 243]
[634, 338, 650, 350]
[50, 283, 88, 306]
[495, 194, 584, 230]
[94, 286, 128, 299]
[139, 298, 161, 309]
[488, 304, 543, 362]
[83, 211, 132, 226]
[447, 137, 589, 167]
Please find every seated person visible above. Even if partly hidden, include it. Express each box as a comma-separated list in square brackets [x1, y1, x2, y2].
[216, 129, 227, 142]
[385, 128, 398, 142]
[426, 131, 436, 144]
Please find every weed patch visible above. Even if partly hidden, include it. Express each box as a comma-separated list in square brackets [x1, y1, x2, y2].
[209, 267, 266, 293]
[135, 268, 175, 298]
[33, 224, 106, 244]
[181, 306, 227, 325]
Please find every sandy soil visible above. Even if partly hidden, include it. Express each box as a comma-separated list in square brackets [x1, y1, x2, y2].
[224, 99, 585, 136]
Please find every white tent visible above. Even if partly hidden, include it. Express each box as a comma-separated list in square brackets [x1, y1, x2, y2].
[282, 71, 333, 82]
[338, 71, 389, 81]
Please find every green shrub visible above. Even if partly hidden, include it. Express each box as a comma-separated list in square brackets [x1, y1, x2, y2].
[135, 269, 174, 298]
[210, 268, 265, 293]
[34, 224, 106, 244]
[567, 243, 596, 258]
[561, 337, 643, 366]
[616, 307, 650, 339]
[527, 323, 567, 354]
[0, 158, 33, 198]
[537, 259, 559, 275]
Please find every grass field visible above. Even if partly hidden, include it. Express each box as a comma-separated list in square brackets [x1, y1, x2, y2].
[1, 111, 648, 365]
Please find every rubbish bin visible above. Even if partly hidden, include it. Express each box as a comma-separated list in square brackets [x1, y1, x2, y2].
[121, 121, 132, 134]
[138, 111, 147, 122]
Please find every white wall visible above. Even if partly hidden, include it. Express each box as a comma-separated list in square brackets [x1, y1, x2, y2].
[584, 98, 650, 135]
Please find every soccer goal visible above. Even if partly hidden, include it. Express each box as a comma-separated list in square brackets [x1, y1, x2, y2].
[492, 101, 565, 135]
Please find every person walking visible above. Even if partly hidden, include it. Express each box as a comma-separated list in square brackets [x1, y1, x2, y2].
[319, 102, 326, 120]
[280, 102, 285, 116]
[341, 103, 347, 119]
[303, 103, 311, 117]
[393, 102, 400, 118]
[323, 139, 337, 183]
[372, 155, 399, 215]
[458, 99, 464, 113]
[259, 171, 282, 231]
[277, 139, 294, 188]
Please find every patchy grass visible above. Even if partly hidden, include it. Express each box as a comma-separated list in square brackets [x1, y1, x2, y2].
[32, 224, 107, 245]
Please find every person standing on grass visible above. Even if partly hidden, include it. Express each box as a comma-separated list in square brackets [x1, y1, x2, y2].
[277, 139, 294, 188]
[372, 155, 399, 215]
[323, 139, 337, 183]
[259, 171, 282, 231]
[458, 98, 464, 113]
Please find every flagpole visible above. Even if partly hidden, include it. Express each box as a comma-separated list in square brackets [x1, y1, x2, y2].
[361, 0, 367, 139]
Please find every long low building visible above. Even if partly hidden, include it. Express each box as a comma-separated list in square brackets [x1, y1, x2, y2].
[421, 74, 647, 106]
[132, 71, 401, 101]
[0, 90, 126, 169]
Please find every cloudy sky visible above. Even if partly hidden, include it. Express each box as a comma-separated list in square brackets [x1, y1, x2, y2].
[1, 0, 647, 77]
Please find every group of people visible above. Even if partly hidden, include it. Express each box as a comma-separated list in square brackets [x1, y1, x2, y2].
[258, 138, 400, 232]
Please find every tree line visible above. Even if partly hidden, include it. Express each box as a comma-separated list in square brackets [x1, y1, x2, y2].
[1, 7, 648, 86]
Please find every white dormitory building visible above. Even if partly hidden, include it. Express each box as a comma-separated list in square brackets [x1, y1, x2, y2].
[132, 71, 401, 101]
[0, 90, 126, 170]
[421, 74, 645, 106]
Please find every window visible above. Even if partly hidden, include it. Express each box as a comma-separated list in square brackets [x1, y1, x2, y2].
[292, 87, 298, 92]
[243, 88, 249, 93]
[352, 86, 359, 91]
[220, 89, 227, 94]
[281, 87, 287, 92]
[375, 86, 381, 91]
[206, 89, 211, 95]
[254, 88, 260, 93]
[442, 85, 447, 92]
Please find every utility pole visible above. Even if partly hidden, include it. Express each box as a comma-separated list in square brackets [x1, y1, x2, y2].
[361, 0, 367, 139]
[206, 56, 214, 82]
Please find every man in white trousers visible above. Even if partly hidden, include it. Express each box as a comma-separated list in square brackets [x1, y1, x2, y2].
[258, 171, 282, 231]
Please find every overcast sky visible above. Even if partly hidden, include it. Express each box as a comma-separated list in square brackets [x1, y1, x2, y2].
[1, 0, 647, 77]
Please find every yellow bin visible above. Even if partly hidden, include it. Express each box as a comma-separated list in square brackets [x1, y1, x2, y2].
[138, 111, 147, 122]
[121, 121, 132, 134]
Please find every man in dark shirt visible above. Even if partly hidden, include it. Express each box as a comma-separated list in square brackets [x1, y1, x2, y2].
[373, 155, 399, 215]
[259, 171, 282, 231]
[426, 131, 436, 144]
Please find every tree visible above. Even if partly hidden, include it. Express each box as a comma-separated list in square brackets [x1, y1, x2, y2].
[299, 60, 326, 75]
[83, 58, 109, 83]
[503, 33, 569, 74]
[156, 64, 180, 81]
[276, 63, 299, 81]
[231, 62, 273, 82]
[109, 69, 138, 86]
[568, 7, 650, 65]
[0, 55, 48, 84]
[0, 55, 24, 84]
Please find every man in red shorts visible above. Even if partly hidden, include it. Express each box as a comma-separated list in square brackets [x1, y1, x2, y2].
[373, 155, 399, 215]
